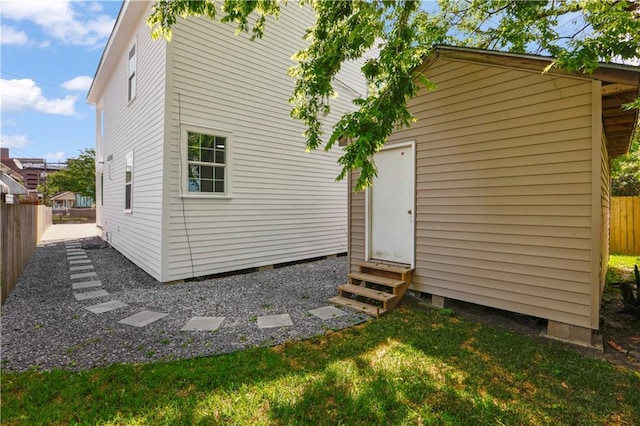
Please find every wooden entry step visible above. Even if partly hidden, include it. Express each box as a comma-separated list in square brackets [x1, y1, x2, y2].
[330, 261, 413, 318]
[328, 296, 387, 318]
[348, 272, 404, 288]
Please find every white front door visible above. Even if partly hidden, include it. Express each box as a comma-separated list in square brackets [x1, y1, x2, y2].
[369, 142, 415, 266]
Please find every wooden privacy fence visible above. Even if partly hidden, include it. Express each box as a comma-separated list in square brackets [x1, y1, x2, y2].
[0, 204, 52, 304]
[610, 196, 640, 255]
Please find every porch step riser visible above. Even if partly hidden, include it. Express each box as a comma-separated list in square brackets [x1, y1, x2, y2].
[330, 261, 413, 318]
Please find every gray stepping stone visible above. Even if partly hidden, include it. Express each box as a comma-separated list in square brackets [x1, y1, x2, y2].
[181, 316, 225, 331]
[85, 300, 128, 314]
[70, 272, 97, 280]
[118, 311, 168, 327]
[257, 313, 293, 329]
[309, 306, 348, 320]
[70, 265, 94, 272]
[69, 259, 92, 265]
[66, 245, 81, 249]
[68, 255, 88, 260]
[72, 280, 102, 290]
[74, 289, 109, 300]
[67, 249, 84, 253]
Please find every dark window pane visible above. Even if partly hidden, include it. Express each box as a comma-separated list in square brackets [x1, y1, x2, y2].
[125, 184, 131, 209]
[201, 179, 214, 192]
[214, 150, 225, 164]
[201, 148, 215, 163]
[214, 181, 224, 193]
[214, 166, 224, 180]
[201, 166, 214, 179]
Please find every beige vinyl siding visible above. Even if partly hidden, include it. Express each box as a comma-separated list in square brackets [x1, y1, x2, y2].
[351, 57, 597, 328]
[349, 169, 366, 273]
[164, 5, 359, 281]
[600, 134, 610, 293]
[99, 4, 166, 280]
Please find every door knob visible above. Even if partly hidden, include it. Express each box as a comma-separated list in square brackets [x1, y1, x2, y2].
[407, 209, 412, 215]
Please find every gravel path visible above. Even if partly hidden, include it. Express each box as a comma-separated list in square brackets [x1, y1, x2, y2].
[1, 237, 368, 372]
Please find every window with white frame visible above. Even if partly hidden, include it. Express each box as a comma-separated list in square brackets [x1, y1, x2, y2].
[124, 151, 133, 212]
[186, 130, 227, 194]
[128, 44, 136, 102]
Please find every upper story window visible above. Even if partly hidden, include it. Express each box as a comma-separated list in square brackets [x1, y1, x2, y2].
[128, 44, 136, 102]
[187, 131, 227, 194]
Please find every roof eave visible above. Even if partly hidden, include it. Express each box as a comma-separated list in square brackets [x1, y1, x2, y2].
[87, 0, 150, 105]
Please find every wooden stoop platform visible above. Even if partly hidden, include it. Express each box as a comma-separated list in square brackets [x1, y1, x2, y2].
[329, 261, 413, 318]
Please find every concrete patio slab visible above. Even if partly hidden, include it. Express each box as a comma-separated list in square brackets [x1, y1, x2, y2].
[309, 306, 348, 320]
[85, 301, 129, 314]
[72, 280, 103, 290]
[39, 223, 97, 243]
[257, 313, 293, 329]
[70, 272, 97, 280]
[69, 259, 92, 265]
[70, 265, 94, 272]
[74, 290, 110, 301]
[118, 311, 168, 327]
[181, 316, 225, 331]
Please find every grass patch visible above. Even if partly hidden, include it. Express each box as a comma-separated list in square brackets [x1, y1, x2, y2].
[2, 299, 639, 425]
[607, 254, 640, 284]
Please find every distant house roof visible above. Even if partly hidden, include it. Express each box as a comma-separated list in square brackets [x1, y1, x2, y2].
[0, 171, 28, 195]
[51, 191, 76, 201]
[426, 46, 640, 157]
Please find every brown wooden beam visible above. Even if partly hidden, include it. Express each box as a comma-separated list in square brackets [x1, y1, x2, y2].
[601, 83, 637, 95]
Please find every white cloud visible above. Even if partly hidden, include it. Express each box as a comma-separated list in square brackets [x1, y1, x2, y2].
[1, 118, 18, 127]
[61, 76, 93, 92]
[0, 134, 29, 148]
[0, 0, 115, 47]
[1, 78, 77, 116]
[88, 2, 104, 13]
[45, 151, 65, 161]
[1, 24, 28, 45]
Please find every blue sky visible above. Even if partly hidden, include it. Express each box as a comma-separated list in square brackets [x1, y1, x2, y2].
[1, 0, 122, 163]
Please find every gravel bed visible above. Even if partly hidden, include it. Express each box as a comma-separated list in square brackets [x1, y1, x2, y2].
[1, 237, 369, 372]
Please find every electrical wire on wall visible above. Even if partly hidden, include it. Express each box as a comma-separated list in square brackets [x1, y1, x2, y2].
[178, 93, 195, 278]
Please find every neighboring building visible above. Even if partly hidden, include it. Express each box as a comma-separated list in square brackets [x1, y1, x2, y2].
[342, 46, 640, 346]
[0, 166, 28, 204]
[51, 191, 76, 210]
[87, 1, 366, 282]
[0, 148, 45, 192]
[75, 194, 94, 208]
[0, 148, 64, 200]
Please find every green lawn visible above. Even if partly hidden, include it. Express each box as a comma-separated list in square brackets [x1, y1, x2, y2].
[607, 254, 640, 284]
[2, 299, 639, 425]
